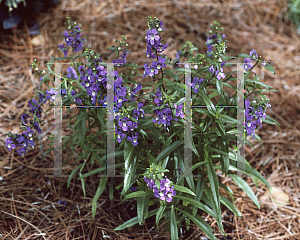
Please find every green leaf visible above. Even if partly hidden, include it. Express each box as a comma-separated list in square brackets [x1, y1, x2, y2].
[184, 123, 201, 158]
[177, 160, 208, 184]
[172, 184, 196, 196]
[215, 119, 225, 135]
[98, 150, 124, 163]
[109, 179, 114, 201]
[122, 190, 149, 202]
[114, 208, 159, 230]
[147, 125, 163, 141]
[137, 195, 149, 225]
[218, 114, 238, 125]
[228, 158, 271, 189]
[67, 163, 83, 189]
[219, 183, 234, 202]
[170, 205, 178, 240]
[198, 92, 216, 116]
[92, 177, 108, 219]
[229, 174, 260, 209]
[263, 62, 275, 75]
[78, 162, 124, 179]
[219, 141, 229, 176]
[156, 204, 166, 229]
[121, 142, 139, 195]
[174, 195, 216, 218]
[163, 68, 179, 81]
[79, 172, 86, 201]
[96, 107, 105, 126]
[216, 78, 223, 97]
[220, 195, 242, 217]
[193, 175, 205, 216]
[155, 140, 183, 162]
[146, 151, 156, 165]
[204, 149, 223, 231]
[262, 114, 280, 126]
[54, 57, 74, 61]
[176, 206, 217, 240]
[237, 53, 251, 59]
[174, 148, 196, 193]
[129, 116, 138, 123]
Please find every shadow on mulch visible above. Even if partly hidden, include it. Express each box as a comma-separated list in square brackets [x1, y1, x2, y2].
[0, 0, 300, 239]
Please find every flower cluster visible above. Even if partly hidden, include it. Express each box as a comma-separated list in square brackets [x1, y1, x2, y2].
[112, 50, 129, 67]
[5, 90, 50, 155]
[143, 17, 168, 78]
[152, 88, 173, 130]
[59, 25, 84, 57]
[190, 77, 204, 93]
[173, 51, 181, 69]
[245, 99, 271, 139]
[65, 47, 145, 147]
[144, 176, 176, 202]
[115, 101, 144, 146]
[5, 126, 35, 156]
[173, 102, 185, 121]
[143, 56, 167, 78]
[243, 49, 258, 71]
[145, 17, 168, 58]
[205, 33, 226, 58]
[66, 66, 78, 79]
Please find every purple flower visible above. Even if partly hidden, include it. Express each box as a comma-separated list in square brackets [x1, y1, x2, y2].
[143, 63, 151, 78]
[60, 26, 84, 56]
[21, 113, 29, 124]
[57, 200, 67, 206]
[166, 186, 176, 202]
[33, 121, 42, 134]
[174, 102, 185, 121]
[5, 138, 15, 151]
[191, 77, 204, 93]
[144, 176, 156, 190]
[157, 56, 167, 70]
[46, 88, 58, 101]
[16, 147, 27, 156]
[173, 51, 181, 69]
[130, 186, 137, 191]
[249, 49, 258, 59]
[145, 20, 168, 58]
[116, 129, 126, 143]
[15, 135, 26, 147]
[61, 89, 67, 98]
[64, 30, 73, 47]
[66, 66, 78, 79]
[87, 85, 100, 104]
[244, 58, 253, 71]
[24, 126, 34, 140]
[59, 44, 68, 57]
[38, 92, 46, 104]
[209, 65, 215, 74]
[74, 98, 82, 105]
[28, 99, 42, 118]
[160, 177, 171, 191]
[145, 176, 176, 202]
[215, 67, 225, 80]
[71, 89, 76, 97]
[127, 132, 139, 146]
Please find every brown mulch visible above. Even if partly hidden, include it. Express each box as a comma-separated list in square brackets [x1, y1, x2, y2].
[0, 0, 300, 239]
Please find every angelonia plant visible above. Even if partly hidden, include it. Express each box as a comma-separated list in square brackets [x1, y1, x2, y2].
[5, 16, 280, 239]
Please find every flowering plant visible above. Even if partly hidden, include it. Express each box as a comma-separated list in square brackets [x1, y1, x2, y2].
[5, 16, 280, 239]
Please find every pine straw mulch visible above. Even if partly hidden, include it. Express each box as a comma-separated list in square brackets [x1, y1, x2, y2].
[0, 0, 300, 239]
